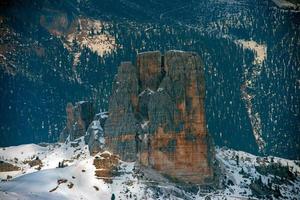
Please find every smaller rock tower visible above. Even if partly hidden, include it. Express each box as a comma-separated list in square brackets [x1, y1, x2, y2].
[60, 101, 95, 141]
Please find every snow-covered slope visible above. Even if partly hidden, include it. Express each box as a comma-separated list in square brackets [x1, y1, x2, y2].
[0, 141, 299, 200]
[216, 148, 300, 199]
[0, 137, 89, 180]
[0, 138, 150, 200]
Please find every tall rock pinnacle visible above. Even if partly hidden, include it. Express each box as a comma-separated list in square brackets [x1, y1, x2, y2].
[104, 50, 214, 184]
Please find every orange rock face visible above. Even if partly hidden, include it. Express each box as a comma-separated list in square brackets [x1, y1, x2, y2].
[105, 50, 214, 184]
[137, 51, 163, 91]
[94, 152, 119, 183]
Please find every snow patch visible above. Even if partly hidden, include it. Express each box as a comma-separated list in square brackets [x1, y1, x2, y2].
[237, 39, 267, 151]
[236, 39, 267, 65]
[138, 88, 155, 97]
[65, 18, 120, 67]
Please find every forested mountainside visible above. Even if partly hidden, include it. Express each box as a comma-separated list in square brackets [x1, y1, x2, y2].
[0, 0, 299, 159]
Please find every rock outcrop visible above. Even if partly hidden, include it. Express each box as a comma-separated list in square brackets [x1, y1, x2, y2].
[84, 112, 108, 155]
[60, 101, 95, 142]
[93, 152, 120, 183]
[104, 50, 214, 184]
[59, 101, 108, 156]
[0, 161, 20, 172]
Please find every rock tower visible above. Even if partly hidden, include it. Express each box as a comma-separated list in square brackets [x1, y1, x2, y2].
[104, 50, 214, 184]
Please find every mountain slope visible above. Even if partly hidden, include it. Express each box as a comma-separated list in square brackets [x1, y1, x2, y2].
[0, 140, 299, 199]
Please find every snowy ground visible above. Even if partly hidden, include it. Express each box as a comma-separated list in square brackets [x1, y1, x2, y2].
[0, 140, 299, 200]
[215, 148, 300, 199]
[0, 138, 150, 200]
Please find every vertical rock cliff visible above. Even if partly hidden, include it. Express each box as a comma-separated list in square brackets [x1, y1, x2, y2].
[104, 62, 140, 161]
[104, 50, 214, 184]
